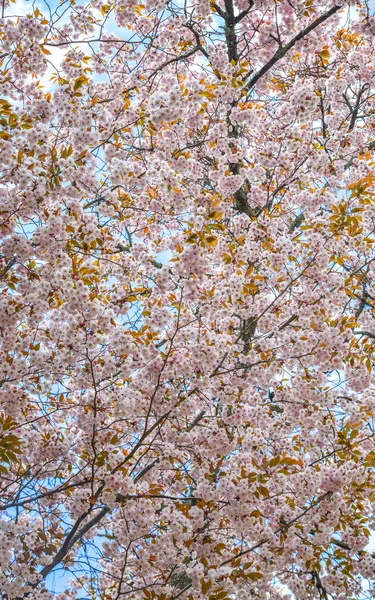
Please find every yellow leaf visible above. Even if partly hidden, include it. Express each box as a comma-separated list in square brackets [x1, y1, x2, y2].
[205, 235, 217, 246]
[100, 4, 111, 15]
[40, 45, 52, 55]
[73, 75, 89, 91]
[201, 579, 212, 594]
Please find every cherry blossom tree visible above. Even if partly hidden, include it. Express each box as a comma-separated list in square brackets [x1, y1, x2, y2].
[2, 0, 375, 597]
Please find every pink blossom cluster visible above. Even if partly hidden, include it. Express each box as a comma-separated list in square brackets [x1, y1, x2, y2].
[1, 0, 375, 599]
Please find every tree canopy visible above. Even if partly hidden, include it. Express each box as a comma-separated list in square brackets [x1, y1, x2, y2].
[1, 0, 375, 598]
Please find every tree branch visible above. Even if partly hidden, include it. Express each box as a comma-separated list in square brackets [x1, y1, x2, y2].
[243, 4, 341, 94]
